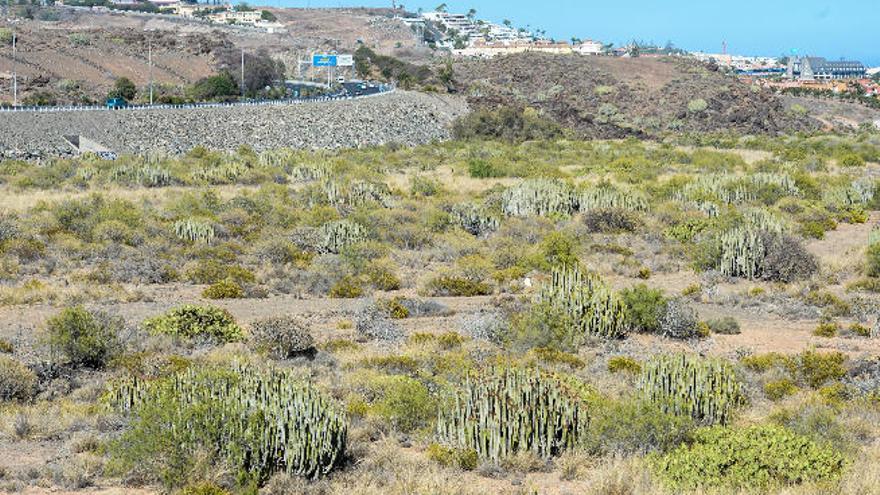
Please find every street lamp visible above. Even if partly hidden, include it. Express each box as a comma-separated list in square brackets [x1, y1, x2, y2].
[145, 29, 154, 105]
[11, 29, 17, 107]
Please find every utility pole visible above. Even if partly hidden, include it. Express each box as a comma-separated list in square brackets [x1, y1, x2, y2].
[11, 30, 17, 107]
[147, 34, 153, 105]
[240, 48, 245, 98]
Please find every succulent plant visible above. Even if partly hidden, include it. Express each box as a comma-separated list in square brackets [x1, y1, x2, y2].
[536, 265, 627, 340]
[436, 367, 586, 461]
[579, 184, 648, 212]
[719, 226, 765, 279]
[449, 203, 500, 236]
[502, 179, 577, 217]
[108, 363, 347, 480]
[638, 354, 744, 425]
[173, 219, 215, 244]
[318, 219, 367, 254]
[678, 173, 799, 205]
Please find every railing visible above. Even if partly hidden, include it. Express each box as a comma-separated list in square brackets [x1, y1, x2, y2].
[0, 85, 394, 113]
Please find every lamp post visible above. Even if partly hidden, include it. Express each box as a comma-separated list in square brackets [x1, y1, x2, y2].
[11, 29, 17, 107]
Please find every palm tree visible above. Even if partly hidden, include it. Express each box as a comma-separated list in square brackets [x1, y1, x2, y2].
[503, 19, 512, 28]
[435, 3, 447, 12]
[466, 8, 476, 20]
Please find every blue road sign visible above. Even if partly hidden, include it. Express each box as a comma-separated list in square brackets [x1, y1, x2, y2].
[312, 54, 338, 67]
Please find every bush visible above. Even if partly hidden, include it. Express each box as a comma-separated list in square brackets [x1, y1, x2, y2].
[658, 299, 700, 339]
[582, 208, 639, 233]
[0, 338, 12, 353]
[838, 153, 865, 168]
[687, 98, 708, 113]
[426, 443, 478, 470]
[706, 316, 741, 335]
[424, 275, 491, 297]
[143, 305, 243, 343]
[355, 302, 403, 342]
[201, 279, 245, 299]
[798, 350, 846, 388]
[0, 355, 37, 402]
[620, 284, 667, 334]
[813, 322, 839, 338]
[867, 243, 880, 278]
[506, 301, 579, 352]
[329, 276, 364, 298]
[761, 234, 818, 283]
[45, 306, 121, 369]
[607, 356, 641, 374]
[368, 375, 435, 432]
[249, 316, 315, 359]
[763, 378, 798, 401]
[452, 106, 563, 142]
[652, 425, 845, 490]
[583, 398, 694, 455]
[178, 482, 232, 495]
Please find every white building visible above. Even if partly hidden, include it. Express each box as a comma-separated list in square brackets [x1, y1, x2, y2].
[209, 9, 262, 25]
[574, 40, 604, 55]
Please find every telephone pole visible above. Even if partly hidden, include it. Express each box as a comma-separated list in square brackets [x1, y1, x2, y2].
[11, 30, 17, 107]
[147, 35, 153, 105]
[240, 48, 245, 98]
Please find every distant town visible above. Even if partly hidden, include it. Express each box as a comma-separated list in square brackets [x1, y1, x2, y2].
[41, 1, 880, 106]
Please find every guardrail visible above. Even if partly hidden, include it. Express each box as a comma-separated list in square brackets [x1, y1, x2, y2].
[0, 85, 394, 114]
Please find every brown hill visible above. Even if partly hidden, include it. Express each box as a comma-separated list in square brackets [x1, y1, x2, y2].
[454, 53, 817, 138]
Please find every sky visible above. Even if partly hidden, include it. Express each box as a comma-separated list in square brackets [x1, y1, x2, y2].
[262, 0, 879, 66]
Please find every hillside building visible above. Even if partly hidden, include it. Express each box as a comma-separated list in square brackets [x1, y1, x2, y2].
[574, 40, 604, 55]
[787, 56, 866, 81]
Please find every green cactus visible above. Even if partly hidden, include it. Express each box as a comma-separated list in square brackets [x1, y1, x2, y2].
[436, 367, 586, 461]
[536, 265, 627, 340]
[719, 226, 764, 279]
[319, 219, 367, 254]
[173, 219, 215, 244]
[449, 203, 500, 236]
[579, 184, 648, 212]
[502, 179, 577, 217]
[678, 173, 800, 205]
[638, 354, 744, 425]
[290, 163, 330, 182]
[108, 363, 347, 480]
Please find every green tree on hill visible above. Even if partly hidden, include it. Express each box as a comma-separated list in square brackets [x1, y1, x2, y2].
[108, 77, 137, 101]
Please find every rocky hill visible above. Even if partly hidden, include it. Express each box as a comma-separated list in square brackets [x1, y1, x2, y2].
[454, 53, 817, 138]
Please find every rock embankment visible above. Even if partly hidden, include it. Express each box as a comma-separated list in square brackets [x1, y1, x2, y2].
[0, 91, 467, 159]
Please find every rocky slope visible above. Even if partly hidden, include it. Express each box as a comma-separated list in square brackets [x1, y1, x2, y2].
[0, 91, 467, 159]
[454, 53, 817, 138]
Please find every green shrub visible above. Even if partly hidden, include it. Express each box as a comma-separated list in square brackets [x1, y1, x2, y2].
[687, 98, 708, 113]
[186, 260, 255, 285]
[797, 349, 846, 389]
[424, 275, 491, 297]
[201, 279, 245, 299]
[143, 305, 243, 343]
[45, 306, 121, 369]
[178, 482, 232, 495]
[507, 301, 579, 351]
[426, 443, 478, 471]
[741, 352, 792, 372]
[763, 378, 798, 401]
[846, 323, 872, 337]
[652, 425, 845, 490]
[639, 354, 744, 425]
[867, 243, 880, 278]
[0, 338, 12, 353]
[368, 375, 435, 432]
[530, 347, 585, 369]
[467, 159, 502, 178]
[838, 153, 865, 168]
[582, 208, 639, 233]
[0, 355, 37, 402]
[249, 316, 315, 359]
[329, 276, 364, 298]
[108, 364, 346, 488]
[705, 316, 741, 335]
[620, 284, 667, 334]
[437, 368, 585, 461]
[607, 356, 641, 375]
[813, 322, 839, 338]
[437, 332, 466, 349]
[583, 398, 693, 455]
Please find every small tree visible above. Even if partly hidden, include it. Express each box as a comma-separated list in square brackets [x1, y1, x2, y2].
[45, 306, 122, 369]
[109, 77, 137, 101]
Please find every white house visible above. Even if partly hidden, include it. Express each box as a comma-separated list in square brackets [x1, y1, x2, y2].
[575, 40, 604, 55]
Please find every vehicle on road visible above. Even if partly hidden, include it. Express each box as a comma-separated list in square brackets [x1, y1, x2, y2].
[106, 97, 128, 109]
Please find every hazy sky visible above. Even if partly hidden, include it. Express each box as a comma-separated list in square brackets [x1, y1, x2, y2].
[264, 0, 879, 66]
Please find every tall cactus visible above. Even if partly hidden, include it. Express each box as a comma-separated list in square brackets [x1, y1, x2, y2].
[319, 219, 367, 254]
[579, 184, 648, 212]
[502, 179, 577, 218]
[173, 219, 215, 244]
[536, 265, 627, 340]
[449, 203, 500, 236]
[638, 354, 744, 425]
[719, 226, 765, 279]
[436, 368, 586, 461]
[108, 363, 347, 480]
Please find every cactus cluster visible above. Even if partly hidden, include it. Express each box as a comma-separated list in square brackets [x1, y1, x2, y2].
[678, 173, 800, 205]
[823, 178, 876, 208]
[449, 203, 500, 236]
[719, 211, 785, 279]
[436, 367, 586, 461]
[193, 160, 249, 184]
[319, 219, 367, 253]
[502, 179, 577, 217]
[638, 354, 744, 425]
[109, 363, 347, 480]
[536, 265, 627, 340]
[579, 184, 648, 212]
[258, 149, 297, 168]
[290, 163, 330, 182]
[173, 219, 215, 244]
[111, 163, 172, 187]
[320, 180, 394, 208]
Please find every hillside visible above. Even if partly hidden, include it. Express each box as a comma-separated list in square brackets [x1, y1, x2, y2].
[454, 53, 818, 138]
[0, 7, 426, 104]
